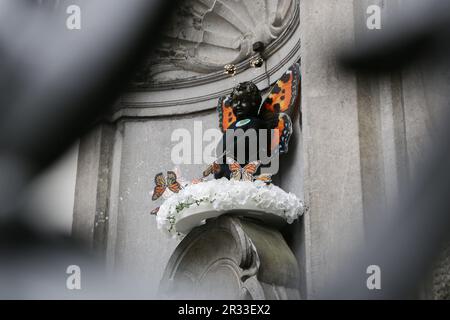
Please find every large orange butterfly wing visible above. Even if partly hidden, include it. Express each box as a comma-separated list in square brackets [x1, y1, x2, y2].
[260, 63, 300, 155]
[261, 63, 300, 116]
[166, 171, 181, 193]
[255, 174, 272, 184]
[217, 96, 236, 132]
[152, 173, 166, 201]
[271, 113, 293, 154]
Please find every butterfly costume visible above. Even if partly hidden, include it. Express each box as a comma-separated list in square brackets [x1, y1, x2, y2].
[150, 63, 301, 215]
[211, 63, 301, 180]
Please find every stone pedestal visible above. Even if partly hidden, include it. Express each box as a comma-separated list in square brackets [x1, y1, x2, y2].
[159, 215, 300, 300]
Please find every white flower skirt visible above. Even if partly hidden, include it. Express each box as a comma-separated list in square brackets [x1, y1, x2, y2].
[156, 178, 305, 236]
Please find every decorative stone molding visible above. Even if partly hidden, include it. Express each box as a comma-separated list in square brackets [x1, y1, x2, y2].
[114, 30, 300, 120]
[110, 0, 300, 121]
[133, 0, 299, 88]
[159, 215, 301, 299]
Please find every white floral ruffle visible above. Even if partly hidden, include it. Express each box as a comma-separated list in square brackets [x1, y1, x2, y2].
[155, 178, 305, 236]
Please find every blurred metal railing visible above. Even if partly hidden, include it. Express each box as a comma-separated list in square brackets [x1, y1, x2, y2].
[0, 0, 449, 299]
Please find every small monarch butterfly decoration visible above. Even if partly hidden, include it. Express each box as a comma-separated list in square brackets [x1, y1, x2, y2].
[227, 157, 261, 182]
[151, 171, 182, 201]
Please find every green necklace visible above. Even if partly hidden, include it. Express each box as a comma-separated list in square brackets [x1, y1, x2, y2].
[235, 119, 251, 127]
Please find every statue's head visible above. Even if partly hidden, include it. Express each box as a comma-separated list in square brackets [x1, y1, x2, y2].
[230, 81, 261, 120]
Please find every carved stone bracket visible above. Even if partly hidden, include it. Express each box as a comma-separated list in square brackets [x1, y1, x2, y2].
[159, 215, 300, 299]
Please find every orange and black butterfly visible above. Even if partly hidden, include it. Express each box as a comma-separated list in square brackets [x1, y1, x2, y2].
[261, 63, 300, 116]
[202, 160, 221, 177]
[217, 95, 236, 132]
[152, 171, 182, 201]
[259, 63, 300, 154]
[270, 113, 293, 155]
[227, 157, 261, 181]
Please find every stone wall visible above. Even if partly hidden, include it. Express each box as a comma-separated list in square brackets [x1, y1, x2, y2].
[73, 0, 450, 299]
[73, 0, 301, 298]
[300, 0, 450, 298]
